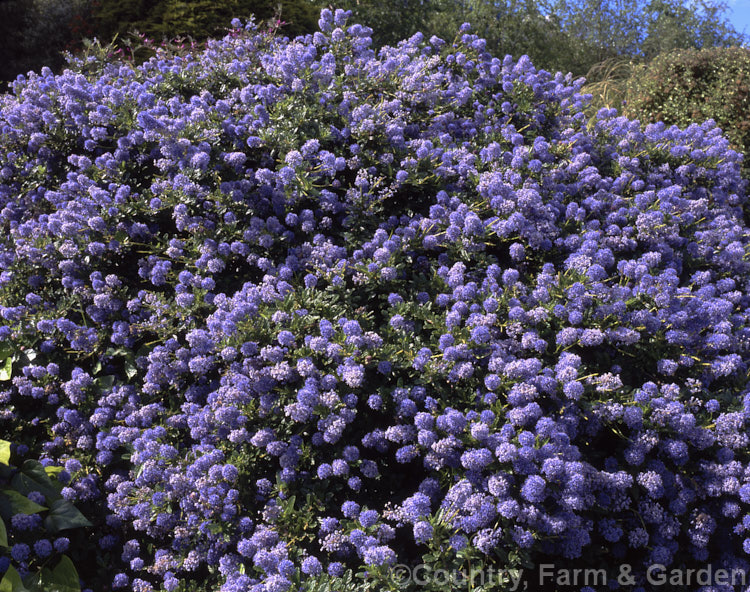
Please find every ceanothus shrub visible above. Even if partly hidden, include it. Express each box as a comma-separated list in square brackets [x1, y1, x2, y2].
[1, 8, 750, 592]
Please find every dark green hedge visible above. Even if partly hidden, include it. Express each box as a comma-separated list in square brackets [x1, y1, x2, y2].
[624, 47, 750, 173]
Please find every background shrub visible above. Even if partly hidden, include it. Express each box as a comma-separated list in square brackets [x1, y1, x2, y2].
[624, 47, 750, 176]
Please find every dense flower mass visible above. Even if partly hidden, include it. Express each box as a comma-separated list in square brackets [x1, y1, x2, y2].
[1, 8, 750, 591]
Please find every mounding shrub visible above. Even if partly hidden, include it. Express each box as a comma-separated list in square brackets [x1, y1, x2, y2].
[624, 46, 750, 174]
[0, 9, 749, 591]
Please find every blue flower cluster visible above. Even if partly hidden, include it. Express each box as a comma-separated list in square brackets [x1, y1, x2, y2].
[1, 8, 750, 591]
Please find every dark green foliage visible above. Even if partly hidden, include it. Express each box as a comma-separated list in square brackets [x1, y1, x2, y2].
[90, 0, 321, 43]
[338, 0, 599, 75]
[425, 0, 595, 76]
[0, 0, 30, 82]
[624, 47, 750, 172]
[0, 0, 91, 85]
[337, 0, 433, 48]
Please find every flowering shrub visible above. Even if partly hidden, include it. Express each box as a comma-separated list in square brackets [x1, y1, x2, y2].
[1, 8, 750, 591]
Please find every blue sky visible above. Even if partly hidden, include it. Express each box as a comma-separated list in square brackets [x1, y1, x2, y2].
[729, 0, 750, 37]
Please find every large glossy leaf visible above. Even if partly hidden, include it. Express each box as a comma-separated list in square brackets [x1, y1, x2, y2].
[0, 489, 46, 519]
[36, 556, 80, 592]
[0, 567, 29, 592]
[11, 461, 62, 502]
[93, 375, 114, 391]
[20, 571, 42, 592]
[124, 361, 138, 379]
[0, 357, 11, 381]
[0, 441, 10, 466]
[0, 516, 7, 547]
[43, 499, 92, 533]
[44, 466, 64, 478]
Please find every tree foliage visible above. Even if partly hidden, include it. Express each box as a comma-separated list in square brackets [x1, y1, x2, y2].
[639, 0, 744, 58]
[343, 0, 746, 76]
[0, 0, 29, 82]
[426, 0, 593, 75]
[0, 0, 91, 84]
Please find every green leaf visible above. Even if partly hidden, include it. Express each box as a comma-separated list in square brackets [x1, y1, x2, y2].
[18, 349, 36, 364]
[0, 441, 10, 466]
[0, 358, 11, 381]
[46, 556, 80, 592]
[0, 567, 29, 592]
[21, 570, 42, 592]
[94, 375, 114, 391]
[0, 489, 47, 519]
[43, 499, 92, 533]
[11, 461, 62, 502]
[44, 466, 64, 478]
[124, 362, 137, 380]
[0, 516, 7, 547]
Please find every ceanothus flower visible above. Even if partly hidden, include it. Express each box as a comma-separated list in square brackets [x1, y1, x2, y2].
[413, 521, 433, 543]
[521, 475, 546, 503]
